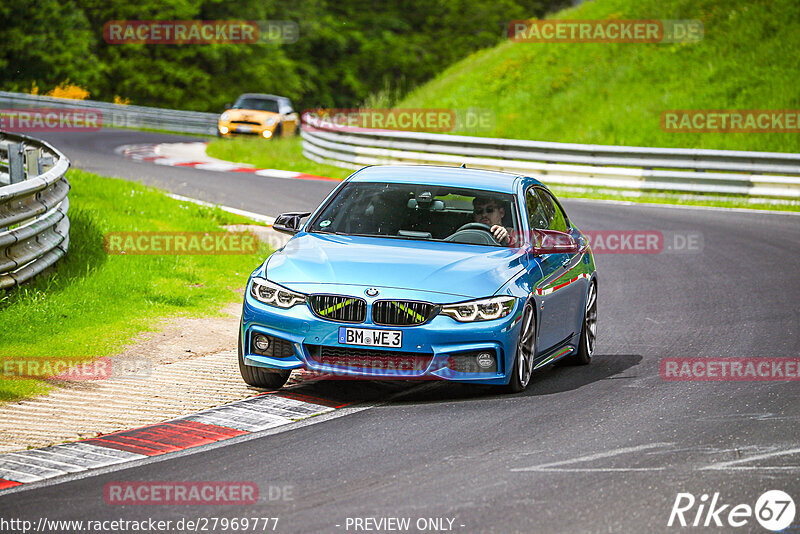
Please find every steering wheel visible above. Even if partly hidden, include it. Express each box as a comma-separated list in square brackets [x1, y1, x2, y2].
[455, 222, 496, 234]
[447, 222, 505, 246]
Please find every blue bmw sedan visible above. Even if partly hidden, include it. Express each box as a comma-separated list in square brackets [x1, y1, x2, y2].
[239, 165, 597, 392]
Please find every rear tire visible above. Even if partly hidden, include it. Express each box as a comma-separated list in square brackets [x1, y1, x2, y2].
[560, 279, 596, 366]
[238, 330, 291, 389]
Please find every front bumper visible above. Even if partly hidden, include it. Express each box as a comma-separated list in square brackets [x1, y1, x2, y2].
[241, 288, 524, 385]
[218, 121, 278, 138]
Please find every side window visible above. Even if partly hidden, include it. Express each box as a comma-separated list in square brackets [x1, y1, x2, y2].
[535, 190, 569, 233]
[525, 188, 549, 230]
[280, 100, 295, 114]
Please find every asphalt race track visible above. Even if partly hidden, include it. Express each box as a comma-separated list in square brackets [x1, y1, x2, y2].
[38, 130, 334, 216]
[1, 129, 798, 533]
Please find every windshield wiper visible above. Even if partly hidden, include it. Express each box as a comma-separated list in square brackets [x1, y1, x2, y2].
[313, 230, 349, 235]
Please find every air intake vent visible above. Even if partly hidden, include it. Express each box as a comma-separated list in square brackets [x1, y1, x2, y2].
[308, 295, 367, 323]
[372, 300, 438, 326]
[306, 345, 432, 375]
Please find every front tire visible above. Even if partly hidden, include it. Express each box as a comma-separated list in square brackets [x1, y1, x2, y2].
[505, 300, 536, 393]
[238, 330, 290, 389]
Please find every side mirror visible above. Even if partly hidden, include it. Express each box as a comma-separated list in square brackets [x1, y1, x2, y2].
[272, 212, 311, 235]
[531, 229, 579, 255]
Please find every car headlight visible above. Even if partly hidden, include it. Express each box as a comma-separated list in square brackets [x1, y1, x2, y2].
[265, 117, 277, 126]
[250, 277, 306, 308]
[441, 296, 516, 322]
[220, 112, 230, 122]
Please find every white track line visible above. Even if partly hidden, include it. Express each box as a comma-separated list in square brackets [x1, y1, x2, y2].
[511, 442, 674, 473]
[700, 447, 800, 471]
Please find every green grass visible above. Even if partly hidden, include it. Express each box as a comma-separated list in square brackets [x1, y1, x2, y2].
[398, 0, 800, 153]
[206, 136, 351, 180]
[0, 169, 271, 402]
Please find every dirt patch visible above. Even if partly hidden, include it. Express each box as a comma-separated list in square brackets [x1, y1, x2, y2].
[121, 300, 243, 366]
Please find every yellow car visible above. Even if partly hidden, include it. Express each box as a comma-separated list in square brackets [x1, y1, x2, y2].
[218, 93, 300, 139]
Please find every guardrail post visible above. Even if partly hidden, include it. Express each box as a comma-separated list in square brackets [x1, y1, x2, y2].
[25, 147, 42, 177]
[39, 155, 55, 172]
[8, 142, 25, 183]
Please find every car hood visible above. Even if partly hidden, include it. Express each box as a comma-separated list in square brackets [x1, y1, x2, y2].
[224, 109, 279, 121]
[263, 233, 527, 300]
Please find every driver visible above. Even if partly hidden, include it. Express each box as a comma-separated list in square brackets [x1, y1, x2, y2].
[473, 197, 515, 246]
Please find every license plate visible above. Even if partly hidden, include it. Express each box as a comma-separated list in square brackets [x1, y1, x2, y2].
[338, 327, 402, 348]
[235, 125, 252, 133]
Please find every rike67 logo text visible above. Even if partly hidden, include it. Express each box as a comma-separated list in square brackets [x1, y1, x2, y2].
[668, 490, 795, 531]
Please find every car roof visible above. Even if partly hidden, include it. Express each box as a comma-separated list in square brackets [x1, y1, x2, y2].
[348, 165, 542, 194]
[236, 93, 290, 102]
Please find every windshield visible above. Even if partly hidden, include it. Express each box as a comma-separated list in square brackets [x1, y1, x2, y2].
[309, 182, 520, 247]
[233, 97, 280, 112]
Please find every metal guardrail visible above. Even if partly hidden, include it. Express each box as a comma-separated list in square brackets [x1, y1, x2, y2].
[0, 91, 219, 135]
[300, 120, 800, 199]
[0, 132, 70, 290]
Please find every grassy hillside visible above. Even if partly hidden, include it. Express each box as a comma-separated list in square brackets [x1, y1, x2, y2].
[399, 0, 800, 152]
